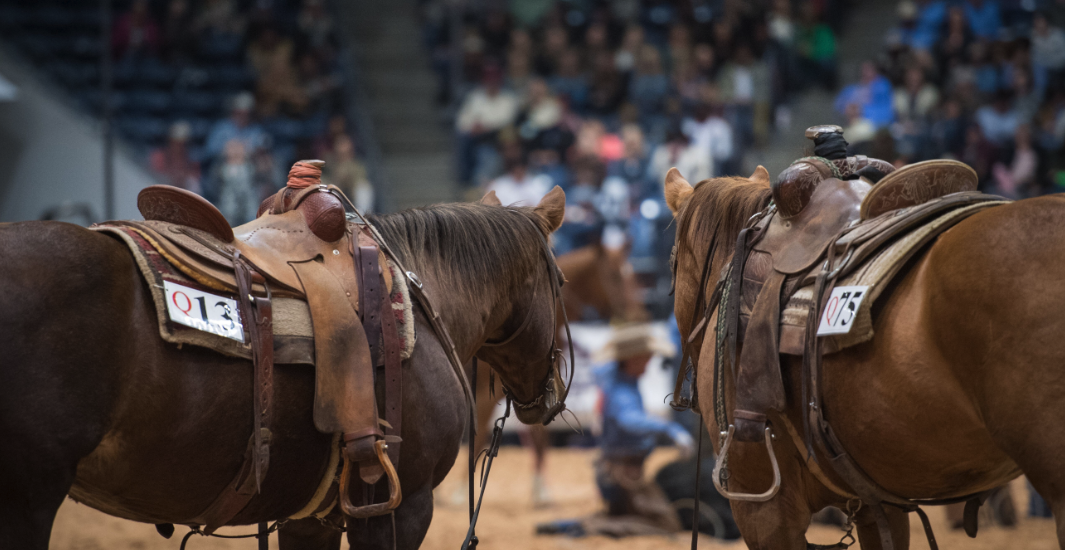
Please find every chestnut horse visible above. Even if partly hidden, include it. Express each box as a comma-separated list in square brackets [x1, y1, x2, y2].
[0, 189, 567, 550]
[467, 229, 649, 504]
[666, 169, 1065, 549]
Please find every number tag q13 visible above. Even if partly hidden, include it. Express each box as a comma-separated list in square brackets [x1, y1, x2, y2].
[816, 285, 869, 336]
[164, 281, 245, 342]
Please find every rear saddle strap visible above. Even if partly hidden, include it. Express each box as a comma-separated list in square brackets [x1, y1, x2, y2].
[196, 252, 274, 534]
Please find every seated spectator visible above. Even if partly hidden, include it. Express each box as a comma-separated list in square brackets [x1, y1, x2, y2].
[112, 0, 161, 59]
[796, 3, 838, 89]
[251, 146, 282, 200]
[912, 0, 950, 51]
[162, 0, 195, 63]
[150, 121, 201, 194]
[588, 51, 627, 117]
[549, 50, 589, 111]
[1032, 13, 1065, 89]
[935, 6, 974, 70]
[681, 101, 732, 176]
[298, 0, 335, 53]
[325, 135, 374, 213]
[976, 90, 1022, 145]
[212, 140, 257, 225]
[893, 66, 940, 124]
[248, 24, 307, 116]
[608, 124, 651, 194]
[844, 102, 878, 151]
[298, 53, 342, 114]
[486, 158, 552, 207]
[615, 25, 646, 74]
[964, 0, 1003, 41]
[192, 0, 246, 38]
[717, 43, 771, 146]
[835, 61, 895, 128]
[574, 120, 624, 164]
[517, 78, 563, 142]
[628, 46, 671, 118]
[536, 326, 692, 538]
[991, 124, 1038, 197]
[456, 66, 519, 185]
[205, 92, 269, 164]
[1012, 69, 1044, 123]
[931, 97, 968, 156]
[649, 128, 712, 186]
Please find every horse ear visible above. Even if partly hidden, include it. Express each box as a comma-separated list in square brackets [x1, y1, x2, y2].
[750, 165, 771, 184]
[479, 190, 502, 206]
[534, 186, 566, 233]
[664, 168, 694, 214]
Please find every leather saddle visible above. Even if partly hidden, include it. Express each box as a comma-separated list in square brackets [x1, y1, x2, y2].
[729, 153, 980, 443]
[134, 161, 404, 528]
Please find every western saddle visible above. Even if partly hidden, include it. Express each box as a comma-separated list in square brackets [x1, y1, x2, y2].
[132, 161, 416, 531]
[677, 126, 1006, 550]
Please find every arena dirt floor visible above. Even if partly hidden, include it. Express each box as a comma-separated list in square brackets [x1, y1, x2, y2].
[51, 447, 1058, 550]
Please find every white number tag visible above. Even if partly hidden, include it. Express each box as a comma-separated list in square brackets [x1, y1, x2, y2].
[164, 281, 244, 342]
[816, 285, 869, 336]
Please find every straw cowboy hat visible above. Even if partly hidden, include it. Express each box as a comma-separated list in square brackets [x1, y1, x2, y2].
[593, 324, 677, 363]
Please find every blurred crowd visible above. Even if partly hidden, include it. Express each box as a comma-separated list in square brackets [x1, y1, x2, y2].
[835, 0, 1065, 198]
[0, 0, 373, 224]
[422, 0, 850, 269]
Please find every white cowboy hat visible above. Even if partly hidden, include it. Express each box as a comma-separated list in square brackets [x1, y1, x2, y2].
[592, 324, 676, 363]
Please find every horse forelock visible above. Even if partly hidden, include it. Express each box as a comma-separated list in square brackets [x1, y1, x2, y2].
[676, 176, 772, 283]
[368, 203, 547, 298]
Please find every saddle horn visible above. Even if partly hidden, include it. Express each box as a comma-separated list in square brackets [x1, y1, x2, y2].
[772, 126, 846, 219]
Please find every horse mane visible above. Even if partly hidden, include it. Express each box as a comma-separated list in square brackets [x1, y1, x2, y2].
[368, 203, 546, 296]
[676, 176, 772, 274]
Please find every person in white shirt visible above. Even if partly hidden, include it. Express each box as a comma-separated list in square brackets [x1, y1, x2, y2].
[648, 129, 713, 186]
[456, 65, 519, 184]
[681, 103, 733, 176]
[486, 159, 552, 207]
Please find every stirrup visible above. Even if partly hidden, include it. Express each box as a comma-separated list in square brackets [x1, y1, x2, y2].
[339, 439, 402, 518]
[712, 425, 782, 502]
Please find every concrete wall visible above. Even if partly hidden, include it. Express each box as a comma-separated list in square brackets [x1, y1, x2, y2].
[0, 48, 156, 224]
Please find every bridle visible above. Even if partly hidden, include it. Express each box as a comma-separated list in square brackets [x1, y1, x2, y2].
[479, 214, 575, 425]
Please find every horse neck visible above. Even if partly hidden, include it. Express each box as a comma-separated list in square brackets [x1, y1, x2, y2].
[556, 246, 608, 319]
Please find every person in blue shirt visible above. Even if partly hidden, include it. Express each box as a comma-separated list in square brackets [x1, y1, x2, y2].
[537, 324, 694, 537]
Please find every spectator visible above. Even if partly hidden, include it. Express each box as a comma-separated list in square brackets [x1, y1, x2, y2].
[251, 146, 282, 200]
[894, 67, 940, 123]
[964, 0, 1003, 41]
[298, 0, 335, 53]
[150, 121, 202, 194]
[456, 65, 519, 185]
[991, 124, 1038, 197]
[588, 51, 627, 117]
[628, 46, 671, 118]
[615, 25, 646, 74]
[717, 43, 771, 146]
[162, 0, 195, 63]
[911, 0, 950, 51]
[835, 61, 895, 127]
[796, 3, 838, 89]
[517, 78, 563, 142]
[112, 0, 161, 59]
[486, 158, 552, 207]
[212, 140, 257, 225]
[682, 100, 733, 176]
[1032, 13, 1065, 89]
[192, 0, 246, 38]
[550, 50, 590, 111]
[324, 135, 374, 213]
[649, 128, 712, 186]
[608, 124, 651, 193]
[935, 6, 974, 70]
[205, 92, 269, 163]
[248, 24, 307, 116]
[976, 90, 1021, 145]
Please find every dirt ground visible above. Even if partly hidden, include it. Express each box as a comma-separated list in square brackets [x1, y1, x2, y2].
[51, 447, 1059, 550]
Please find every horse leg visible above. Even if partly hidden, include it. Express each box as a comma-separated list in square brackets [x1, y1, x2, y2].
[277, 509, 344, 550]
[0, 465, 74, 550]
[852, 505, 910, 550]
[347, 485, 435, 550]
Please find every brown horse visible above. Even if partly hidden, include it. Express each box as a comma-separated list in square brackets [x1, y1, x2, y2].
[467, 231, 650, 505]
[0, 190, 567, 550]
[665, 169, 1065, 549]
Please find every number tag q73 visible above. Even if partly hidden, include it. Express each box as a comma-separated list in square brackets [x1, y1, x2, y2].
[817, 285, 869, 336]
[163, 281, 245, 342]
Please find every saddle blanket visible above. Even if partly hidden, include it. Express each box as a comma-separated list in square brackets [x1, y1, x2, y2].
[96, 224, 415, 365]
[778, 200, 1008, 356]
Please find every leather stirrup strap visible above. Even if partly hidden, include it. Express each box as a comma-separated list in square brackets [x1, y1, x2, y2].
[733, 270, 787, 442]
[379, 263, 404, 466]
[198, 254, 274, 534]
